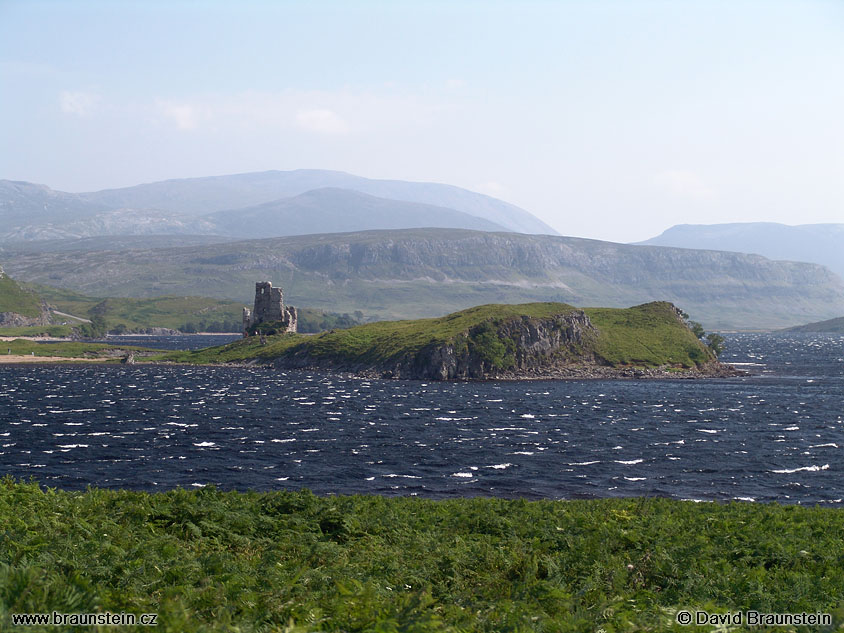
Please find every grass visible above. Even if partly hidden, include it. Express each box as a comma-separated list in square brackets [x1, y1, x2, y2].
[1, 479, 843, 632]
[0, 324, 74, 337]
[584, 302, 713, 367]
[161, 301, 714, 372]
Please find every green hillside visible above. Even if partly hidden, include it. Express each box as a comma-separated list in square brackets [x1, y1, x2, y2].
[0, 268, 41, 318]
[163, 301, 719, 377]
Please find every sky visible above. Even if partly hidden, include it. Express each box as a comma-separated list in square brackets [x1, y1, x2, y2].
[1, 0, 843, 243]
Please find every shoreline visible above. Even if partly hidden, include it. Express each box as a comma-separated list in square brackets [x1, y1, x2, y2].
[0, 355, 747, 379]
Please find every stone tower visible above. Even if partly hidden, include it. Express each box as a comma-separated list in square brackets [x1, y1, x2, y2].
[242, 281, 297, 336]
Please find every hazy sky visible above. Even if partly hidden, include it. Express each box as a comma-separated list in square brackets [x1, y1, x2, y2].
[2, 0, 843, 242]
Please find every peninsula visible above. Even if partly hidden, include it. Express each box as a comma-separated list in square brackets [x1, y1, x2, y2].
[164, 301, 739, 380]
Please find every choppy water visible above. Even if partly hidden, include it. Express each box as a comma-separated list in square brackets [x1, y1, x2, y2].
[2, 333, 842, 502]
[46, 334, 243, 351]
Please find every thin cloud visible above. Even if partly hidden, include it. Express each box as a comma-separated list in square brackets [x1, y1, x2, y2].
[155, 100, 201, 130]
[296, 108, 349, 135]
[59, 91, 99, 117]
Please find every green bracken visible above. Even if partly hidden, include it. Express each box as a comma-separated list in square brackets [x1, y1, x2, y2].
[1, 480, 843, 632]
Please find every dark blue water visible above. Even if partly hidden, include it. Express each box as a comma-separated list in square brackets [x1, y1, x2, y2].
[2, 333, 842, 503]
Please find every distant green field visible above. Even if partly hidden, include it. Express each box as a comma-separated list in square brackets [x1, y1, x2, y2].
[14, 284, 361, 334]
[26, 285, 245, 333]
[0, 324, 74, 337]
[161, 301, 715, 372]
[2, 481, 843, 632]
[0, 338, 151, 360]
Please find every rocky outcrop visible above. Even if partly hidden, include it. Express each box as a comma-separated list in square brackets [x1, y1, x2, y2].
[0, 307, 51, 327]
[395, 311, 598, 380]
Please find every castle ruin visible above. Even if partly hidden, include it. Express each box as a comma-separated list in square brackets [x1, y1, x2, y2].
[242, 281, 297, 336]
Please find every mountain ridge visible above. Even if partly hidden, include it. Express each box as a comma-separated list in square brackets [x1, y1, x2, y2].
[78, 169, 557, 234]
[4, 228, 842, 330]
[638, 222, 844, 280]
[205, 187, 508, 237]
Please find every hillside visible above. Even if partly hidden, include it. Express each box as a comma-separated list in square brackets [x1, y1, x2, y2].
[163, 301, 734, 380]
[5, 228, 843, 330]
[638, 222, 844, 280]
[0, 268, 41, 325]
[781, 316, 844, 334]
[0, 265, 47, 326]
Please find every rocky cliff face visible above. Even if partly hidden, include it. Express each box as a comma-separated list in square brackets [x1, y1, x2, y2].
[0, 309, 51, 327]
[400, 311, 598, 380]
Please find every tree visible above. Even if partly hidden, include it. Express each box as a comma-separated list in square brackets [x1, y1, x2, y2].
[77, 315, 108, 338]
[705, 333, 725, 356]
[680, 310, 724, 357]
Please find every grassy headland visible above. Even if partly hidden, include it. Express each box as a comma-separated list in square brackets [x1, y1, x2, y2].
[2, 480, 843, 632]
[160, 301, 725, 379]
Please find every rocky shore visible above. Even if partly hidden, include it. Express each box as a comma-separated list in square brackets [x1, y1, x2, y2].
[279, 359, 745, 381]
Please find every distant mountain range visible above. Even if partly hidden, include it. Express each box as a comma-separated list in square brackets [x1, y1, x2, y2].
[638, 223, 844, 280]
[4, 228, 843, 330]
[206, 188, 506, 237]
[0, 170, 555, 241]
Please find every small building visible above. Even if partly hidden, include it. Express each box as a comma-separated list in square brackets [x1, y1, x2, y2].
[242, 281, 297, 337]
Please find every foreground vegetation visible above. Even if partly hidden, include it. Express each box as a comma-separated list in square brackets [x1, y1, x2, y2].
[161, 301, 717, 373]
[1, 480, 843, 632]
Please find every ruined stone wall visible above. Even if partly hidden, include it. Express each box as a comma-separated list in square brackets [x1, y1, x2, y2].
[243, 281, 297, 336]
